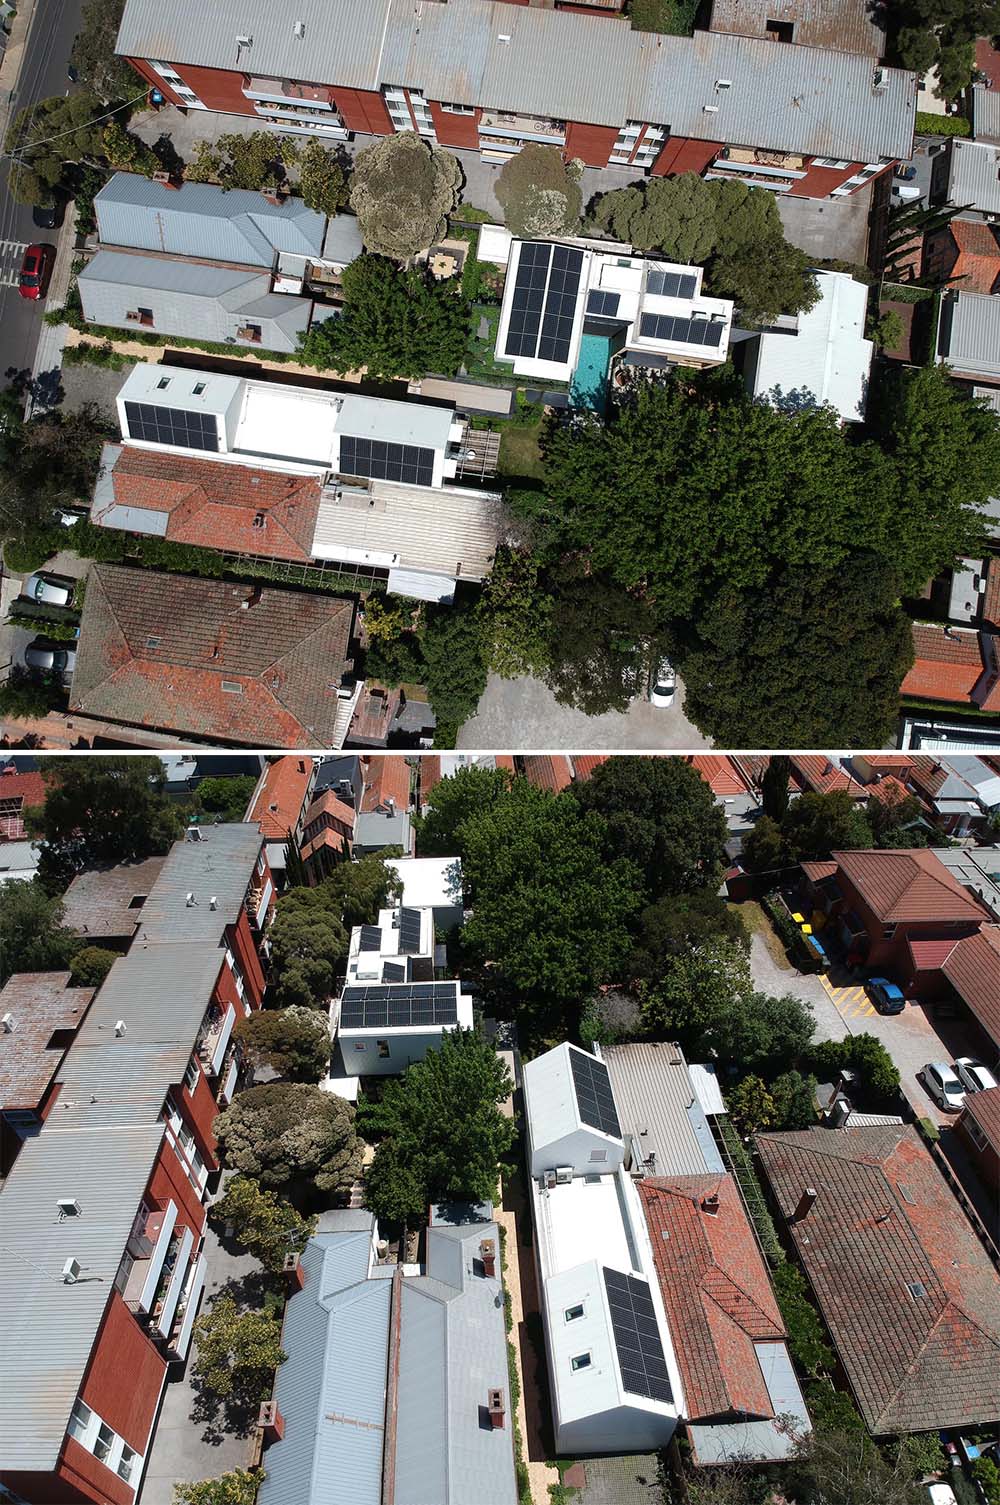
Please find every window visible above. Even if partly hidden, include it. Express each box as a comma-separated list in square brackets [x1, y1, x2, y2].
[883, 925, 897, 940]
[183, 1057, 200, 1093]
[156, 376, 171, 389]
[192, 382, 206, 395]
[221, 680, 244, 694]
[442, 101, 475, 115]
[66, 1399, 143, 1483]
[570, 1352, 592, 1372]
[588, 1148, 608, 1163]
[765, 17, 794, 40]
[377, 1040, 390, 1059]
[118, 1444, 138, 1483]
[564, 1303, 585, 1322]
[94, 1423, 114, 1464]
[354, 1041, 367, 1051]
[68, 1400, 93, 1442]
[128, 892, 148, 907]
[114, 1250, 134, 1293]
[966, 1117, 988, 1152]
[813, 157, 851, 170]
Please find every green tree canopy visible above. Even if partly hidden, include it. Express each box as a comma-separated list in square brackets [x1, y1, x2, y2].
[71, 0, 140, 103]
[744, 789, 872, 870]
[233, 1006, 332, 1083]
[539, 565, 668, 717]
[268, 886, 350, 1007]
[30, 757, 185, 892]
[420, 605, 489, 736]
[807, 1034, 901, 1105]
[894, 0, 995, 100]
[173, 1470, 260, 1505]
[358, 1028, 515, 1224]
[184, 132, 296, 191]
[191, 1293, 285, 1403]
[5, 92, 109, 204]
[192, 775, 259, 824]
[628, 890, 749, 985]
[102, 121, 159, 174]
[325, 852, 401, 927]
[417, 763, 514, 857]
[68, 946, 118, 988]
[214, 1082, 362, 1194]
[457, 781, 643, 1004]
[299, 255, 469, 380]
[296, 139, 350, 215]
[495, 144, 583, 239]
[760, 756, 791, 822]
[349, 132, 461, 257]
[0, 401, 110, 556]
[209, 1176, 316, 1271]
[573, 755, 727, 899]
[0, 880, 77, 985]
[477, 548, 554, 680]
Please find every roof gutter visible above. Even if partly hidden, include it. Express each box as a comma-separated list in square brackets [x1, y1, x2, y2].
[381, 1261, 402, 1505]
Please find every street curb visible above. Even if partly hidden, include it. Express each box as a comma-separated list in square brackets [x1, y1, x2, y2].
[0, 0, 41, 144]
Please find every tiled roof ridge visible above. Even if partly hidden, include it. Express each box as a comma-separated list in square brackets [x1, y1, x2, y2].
[78, 565, 130, 704]
[875, 1298, 1000, 1431]
[260, 601, 353, 736]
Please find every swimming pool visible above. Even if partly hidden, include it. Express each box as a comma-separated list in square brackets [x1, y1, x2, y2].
[569, 332, 612, 413]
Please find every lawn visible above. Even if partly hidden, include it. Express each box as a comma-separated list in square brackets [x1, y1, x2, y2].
[497, 423, 546, 482]
[464, 303, 512, 384]
[734, 899, 794, 971]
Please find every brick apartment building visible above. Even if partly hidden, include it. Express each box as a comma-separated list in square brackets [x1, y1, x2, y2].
[115, 0, 915, 202]
[0, 824, 275, 1505]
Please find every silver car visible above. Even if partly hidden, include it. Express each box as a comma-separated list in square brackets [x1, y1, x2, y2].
[954, 1058, 999, 1095]
[23, 637, 77, 676]
[919, 1061, 966, 1113]
[23, 571, 75, 607]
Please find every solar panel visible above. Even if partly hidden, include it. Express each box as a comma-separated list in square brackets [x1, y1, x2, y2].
[358, 924, 382, 952]
[383, 961, 407, 982]
[124, 401, 219, 452]
[645, 268, 698, 300]
[568, 1046, 621, 1139]
[639, 313, 724, 348]
[339, 435, 435, 488]
[504, 242, 583, 365]
[398, 906, 423, 954]
[339, 982, 459, 1029]
[603, 1269, 673, 1403]
[586, 289, 621, 318]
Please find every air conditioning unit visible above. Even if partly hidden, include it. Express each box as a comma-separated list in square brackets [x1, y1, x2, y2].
[555, 1166, 573, 1185]
[543, 1170, 557, 1189]
[1, 1012, 13, 1033]
[57, 1198, 82, 1217]
[114, 1020, 127, 1037]
[703, 104, 719, 113]
[62, 1257, 81, 1284]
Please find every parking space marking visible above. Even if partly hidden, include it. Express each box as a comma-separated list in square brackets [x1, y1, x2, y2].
[820, 975, 875, 1021]
[0, 241, 28, 289]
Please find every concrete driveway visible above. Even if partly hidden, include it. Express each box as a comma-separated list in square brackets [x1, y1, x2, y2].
[457, 672, 711, 750]
[748, 933, 849, 1046]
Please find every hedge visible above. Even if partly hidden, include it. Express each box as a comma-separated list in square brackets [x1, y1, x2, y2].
[915, 111, 970, 136]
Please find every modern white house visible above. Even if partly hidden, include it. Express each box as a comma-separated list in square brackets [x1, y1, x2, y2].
[492, 235, 734, 387]
[742, 269, 873, 423]
[522, 1043, 685, 1454]
[386, 856, 464, 931]
[330, 978, 474, 1078]
[344, 904, 437, 984]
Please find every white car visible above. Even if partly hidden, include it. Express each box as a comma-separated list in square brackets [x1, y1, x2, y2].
[920, 1062, 966, 1113]
[22, 571, 75, 607]
[649, 657, 676, 708]
[954, 1058, 999, 1095]
[926, 1484, 958, 1505]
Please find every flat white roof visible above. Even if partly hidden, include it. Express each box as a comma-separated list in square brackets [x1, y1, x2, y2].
[311, 478, 502, 582]
[536, 1174, 634, 1276]
[387, 856, 463, 911]
[749, 270, 873, 423]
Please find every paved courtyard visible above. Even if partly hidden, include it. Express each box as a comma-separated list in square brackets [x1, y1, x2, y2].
[458, 673, 711, 751]
[747, 931, 849, 1046]
[775, 184, 871, 265]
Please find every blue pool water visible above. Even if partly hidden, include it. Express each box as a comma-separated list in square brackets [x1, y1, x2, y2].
[570, 332, 612, 413]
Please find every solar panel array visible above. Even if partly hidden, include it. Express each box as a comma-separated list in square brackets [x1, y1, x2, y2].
[586, 289, 621, 318]
[383, 961, 407, 983]
[339, 982, 459, 1029]
[124, 402, 219, 452]
[504, 243, 584, 365]
[569, 1047, 621, 1139]
[339, 435, 435, 488]
[645, 269, 698, 299]
[638, 313, 725, 348]
[603, 1269, 673, 1403]
[398, 906, 423, 953]
[358, 924, 383, 952]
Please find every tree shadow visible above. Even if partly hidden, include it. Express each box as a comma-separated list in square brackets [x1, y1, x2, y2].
[188, 1271, 277, 1443]
[151, 133, 185, 176]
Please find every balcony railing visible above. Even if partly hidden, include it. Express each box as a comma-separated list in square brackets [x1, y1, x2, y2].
[197, 1003, 236, 1075]
[480, 110, 565, 142]
[123, 1200, 178, 1314]
[244, 75, 333, 106]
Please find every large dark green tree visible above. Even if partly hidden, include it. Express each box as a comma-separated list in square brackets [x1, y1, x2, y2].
[233, 1006, 332, 1083]
[760, 756, 791, 822]
[0, 881, 77, 985]
[539, 565, 669, 716]
[299, 256, 469, 379]
[349, 131, 461, 258]
[0, 402, 110, 558]
[358, 1028, 515, 1224]
[213, 1082, 362, 1195]
[30, 757, 185, 892]
[5, 92, 109, 205]
[417, 764, 514, 857]
[629, 891, 749, 985]
[267, 886, 350, 1007]
[573, 756, 726, 899]
[70, 0, 139, 102]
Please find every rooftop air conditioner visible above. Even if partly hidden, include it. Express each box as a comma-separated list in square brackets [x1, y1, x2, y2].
[114, 1020, 127, 1037]
[555, 1166, 573, 1184]
[57, 1198, 82, 1217]
[62, 1257, 81, 1284]
[1, 1012, 13, 1032]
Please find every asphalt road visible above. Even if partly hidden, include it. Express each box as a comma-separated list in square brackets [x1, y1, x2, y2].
[0, 0, 86, 387]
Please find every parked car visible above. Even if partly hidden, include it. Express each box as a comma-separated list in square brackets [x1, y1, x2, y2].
[954, 1058, 999, 1095]
[919, 1062, 966, 1113]
[926, 1484, 958, 1505]
[18, 243, 55, 300]
[22, 637, 76, 676]
[649, 657, 676, 708]
[867, 977, 905, 1014]
[22, 571, 75, 608]
[31, 197, 64, 230]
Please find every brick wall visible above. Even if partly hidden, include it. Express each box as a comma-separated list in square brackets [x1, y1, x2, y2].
[564, 120, 619, 167]
[148, 1136, 208, 1235]
[335, 87, 395, 135]
[651, 136, 721, 176]
[80, 1295, 166, 1456]
[429, 101, 482, 150]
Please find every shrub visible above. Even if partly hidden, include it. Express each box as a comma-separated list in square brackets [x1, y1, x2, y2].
[915, 111, 970, 136]
[68, 946, 118, 988]
[772, 1262, 835, 1376]
[173, 1470, 261, 1505]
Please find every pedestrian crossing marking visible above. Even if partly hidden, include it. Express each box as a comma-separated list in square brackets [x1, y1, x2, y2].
[820, 975, 875, 1020]
[0, 240, 28, 289]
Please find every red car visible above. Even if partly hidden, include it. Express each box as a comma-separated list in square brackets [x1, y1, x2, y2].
[18, 243, 55, 300]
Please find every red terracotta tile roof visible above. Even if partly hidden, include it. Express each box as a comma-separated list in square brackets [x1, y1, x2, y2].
[964, 1085, 1000, 1153]
[100, 448, 321, 562]
[0, 765, 45, 840]
[907, 936, 961, 972]
[520, 755, 573, 793]
[686, 755, 750, 797]
[757, 1125, 1000, 1434]
[248, 757, 314, 840]
[833, 847, 990, 925]
[360, 756, 411, 814]
[935, 220, 1000, 295]
[985, 559, 1000, 631]
[640, 1175, 784, 1423]
[419, 756, 443, 807]
[941, 926, 1000, 1050]
[571, 755, 608, 782]
[801, 860, 839, 882]
[303, 787, 356, 834]
[70, 565, 355, 746]
[865, 774, 912, 808]
[0, 973, 96, 1110]
[901, 624, 991, 706]
[791, 755, 866, 798]
[858, 755, 916, 773]
[301, 825, 352, 863]
[494, 755, 517, 772]
[907, 757, 953, 799]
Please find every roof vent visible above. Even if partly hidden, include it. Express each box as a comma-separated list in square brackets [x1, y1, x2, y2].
[1, 1012, 14, 1032]
[703, 104, 719, 113]
[294, 19, 305, 36]
[115, 1019, 127, 1037]
[497, 32, 511, 41]
[715, 78, 732, 89]
[57, 1198, 82, 1218]
[209, 896, 218, 910]
[873, 66, 887, 92]
[62, 1257, 81, 1284]
[186, 891, 197, 906]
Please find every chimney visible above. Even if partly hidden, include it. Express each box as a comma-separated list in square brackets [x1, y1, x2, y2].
[488, 1388, 505, 1429]
[701, 1192, 720, 1216]
[152, 169, 181, 189]
[793, 1186, 818, 1222]
[480, 1238, 496, 1277]
[258, 1400, 285, 1445]
[283, 1250, 305, 1292]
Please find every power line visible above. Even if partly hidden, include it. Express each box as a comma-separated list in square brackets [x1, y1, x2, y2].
[3, 90, 151, 167]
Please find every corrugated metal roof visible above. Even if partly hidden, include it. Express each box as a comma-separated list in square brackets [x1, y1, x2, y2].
[311, 479, 503, 581]
[972, 82, 1000, 143]
[138, 824, 263, 941]
[115, 0, 915, 162]
[0, 1123, 166, 1470]
[61, 854, 167, 940]
[78, 251, 312, 354]
[95, 172, 326, 266]
[707, 0, 884, 56]
[602, 1042, 725, 1176]
[939, 289, 1000, 380]
[947, 138, 1000, 214]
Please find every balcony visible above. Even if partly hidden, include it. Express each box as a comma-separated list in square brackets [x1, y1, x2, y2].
[244, 75, 333, 106]
[479, 110, 565, 144]
[168, 1252, 208, 1360]
[123, 1200, 178, 1315]
[153, 1226, 196, 1338]
[197, 1002, 236, 1076]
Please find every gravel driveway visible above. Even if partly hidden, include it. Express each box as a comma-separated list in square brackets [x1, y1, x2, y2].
[458, 672, 711, 750]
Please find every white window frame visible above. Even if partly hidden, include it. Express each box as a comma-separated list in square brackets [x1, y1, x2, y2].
[813, 157, 850, 170]
[66, 1399, 145, 1486]
[442, 101, 475, 115]
[570, 1351, 593, 1372]
[564, 1302, 585, 1322]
